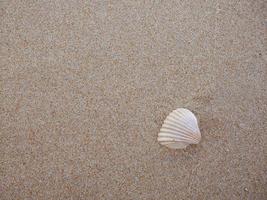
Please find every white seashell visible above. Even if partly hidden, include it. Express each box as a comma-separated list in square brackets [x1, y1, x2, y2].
[158, 108, 201, 149]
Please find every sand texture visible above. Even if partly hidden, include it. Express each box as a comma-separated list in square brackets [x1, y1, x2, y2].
[1, 0, 267, 199]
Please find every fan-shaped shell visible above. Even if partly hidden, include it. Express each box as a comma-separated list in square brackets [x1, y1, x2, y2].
[158, 108, 201, 149]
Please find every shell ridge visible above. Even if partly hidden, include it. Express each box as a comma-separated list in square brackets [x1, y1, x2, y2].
[160, 126, 198, 141]
[167, 112, 197, 129]
[158, 131, 198, 142]
[158, 108, 201, 149]
[170, 112, 198, 132]
[158, 135, 199, 143]
[173, 110, 198, 130]
[165, 116, 198, 134]
[158, 137, 196, 144]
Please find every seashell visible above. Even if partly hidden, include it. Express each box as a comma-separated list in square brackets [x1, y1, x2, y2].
[158, 108, 201, 149]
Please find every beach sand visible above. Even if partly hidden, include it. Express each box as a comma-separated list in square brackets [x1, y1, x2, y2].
[1, 0, 266, 199]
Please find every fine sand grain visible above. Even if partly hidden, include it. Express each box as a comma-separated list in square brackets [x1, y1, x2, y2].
[1, 0, 266, 199]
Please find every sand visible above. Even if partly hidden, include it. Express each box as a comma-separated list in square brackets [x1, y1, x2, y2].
[1, 0, 266, 199]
